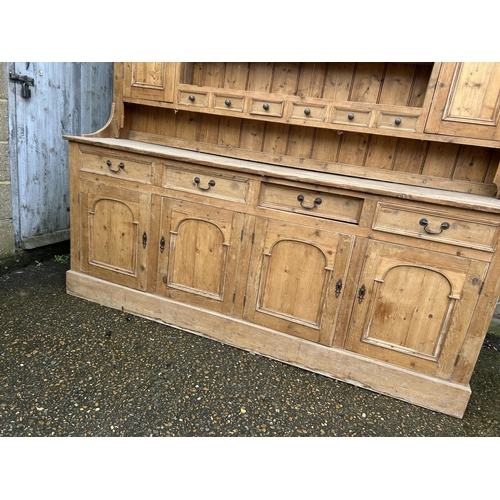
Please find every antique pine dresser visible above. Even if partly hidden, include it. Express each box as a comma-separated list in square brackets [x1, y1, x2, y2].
[65, 62, 500, 418]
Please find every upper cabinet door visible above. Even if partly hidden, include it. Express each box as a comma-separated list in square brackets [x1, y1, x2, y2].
[425, 62, 500, 141]
[123, 62, 176, 103]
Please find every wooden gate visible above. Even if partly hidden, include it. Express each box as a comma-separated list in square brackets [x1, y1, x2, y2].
[8, 62, 113, 249]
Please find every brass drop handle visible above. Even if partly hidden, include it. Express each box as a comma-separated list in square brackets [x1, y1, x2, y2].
[297, 194, 322, 209]
[106, 160, 125, 173]
[419, 218, 450, 235]
[194, 177, 216, 191]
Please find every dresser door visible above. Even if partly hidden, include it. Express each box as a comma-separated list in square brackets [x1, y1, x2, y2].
[123, 62, 176, 103]
[156, 198, 245, 316]
[345, 240, 488, 379]
[425, 62, 500, 141]
[243, 217, 354, 345]
[79, 180, 150, 291]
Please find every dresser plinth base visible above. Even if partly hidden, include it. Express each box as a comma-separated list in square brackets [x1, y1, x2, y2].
[66, 270, 471, 419]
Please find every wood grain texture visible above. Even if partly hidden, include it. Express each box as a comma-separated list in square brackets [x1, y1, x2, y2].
[425, 62, 500, 141]
[64, 62, 500, 418]
[10, 62, 113, 249]
[66, 270, 472, 418]
[125, 106, 500, 195]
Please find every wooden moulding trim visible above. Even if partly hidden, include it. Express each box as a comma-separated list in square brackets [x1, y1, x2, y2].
[78, 102, 118, 139]
[66, 270, 471, 418]
[121, 96, 500, 150]
[123, 130, 498, 197]
[63, 136, 500, 215]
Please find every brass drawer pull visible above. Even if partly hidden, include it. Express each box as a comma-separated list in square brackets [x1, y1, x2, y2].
[419, 218, 450, 234]
[297, 194, 322, 209]
[106, 160, 125, 173]
[194, 177, 216, 191]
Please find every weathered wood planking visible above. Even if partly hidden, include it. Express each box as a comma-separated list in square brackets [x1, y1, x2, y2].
[9, 62, 113, 248]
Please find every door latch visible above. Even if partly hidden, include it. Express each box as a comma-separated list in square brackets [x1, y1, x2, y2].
[9, 72, 35, 98]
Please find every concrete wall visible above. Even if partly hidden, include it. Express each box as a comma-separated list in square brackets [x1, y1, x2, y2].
[0, 63, 15, 260]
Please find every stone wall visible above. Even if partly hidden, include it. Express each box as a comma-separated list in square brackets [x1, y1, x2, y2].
[0, 63, 15, 260]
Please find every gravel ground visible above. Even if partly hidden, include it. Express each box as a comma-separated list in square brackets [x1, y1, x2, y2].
[0, 250, 499, 438]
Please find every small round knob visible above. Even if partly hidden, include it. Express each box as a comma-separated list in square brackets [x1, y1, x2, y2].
[304, 108, 311, 116]
[263, 103, 269, 111]
[348, 113, 355, 120]
[225, 99, 231, 107]
[394, 117, 402, 125]
[188, 95, 195, 102]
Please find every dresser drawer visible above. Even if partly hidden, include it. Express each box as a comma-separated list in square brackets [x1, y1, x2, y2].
[377, 111, 420, 132]
[372, 202, 499, 251]
[214, 94, 244, 112]
[164, 165, 250, 203]
[178, 91, 209, 107]
[259, 183, 363, 224]
[249, 98, 284, 118]
[290, 103, 327, 122]
[332, 106, 372, 127]
[80, 150, 153, 184]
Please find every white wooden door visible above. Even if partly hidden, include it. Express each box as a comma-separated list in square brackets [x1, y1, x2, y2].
[8, 62, 113, 249]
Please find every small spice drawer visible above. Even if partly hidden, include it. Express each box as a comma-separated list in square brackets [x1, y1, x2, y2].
[249, 98, 284, 118]
[372, 201, 500, 251]
[290, 103, 327, 122]
[214, 94, 244, 112]
[164, 164, 250, 203]
[332, 106, 372, 127]
[377, 111, 420, 132]
[259, 183, 363, 224]
[178, 91, 209, 107]
[79, 148, 153, 184]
